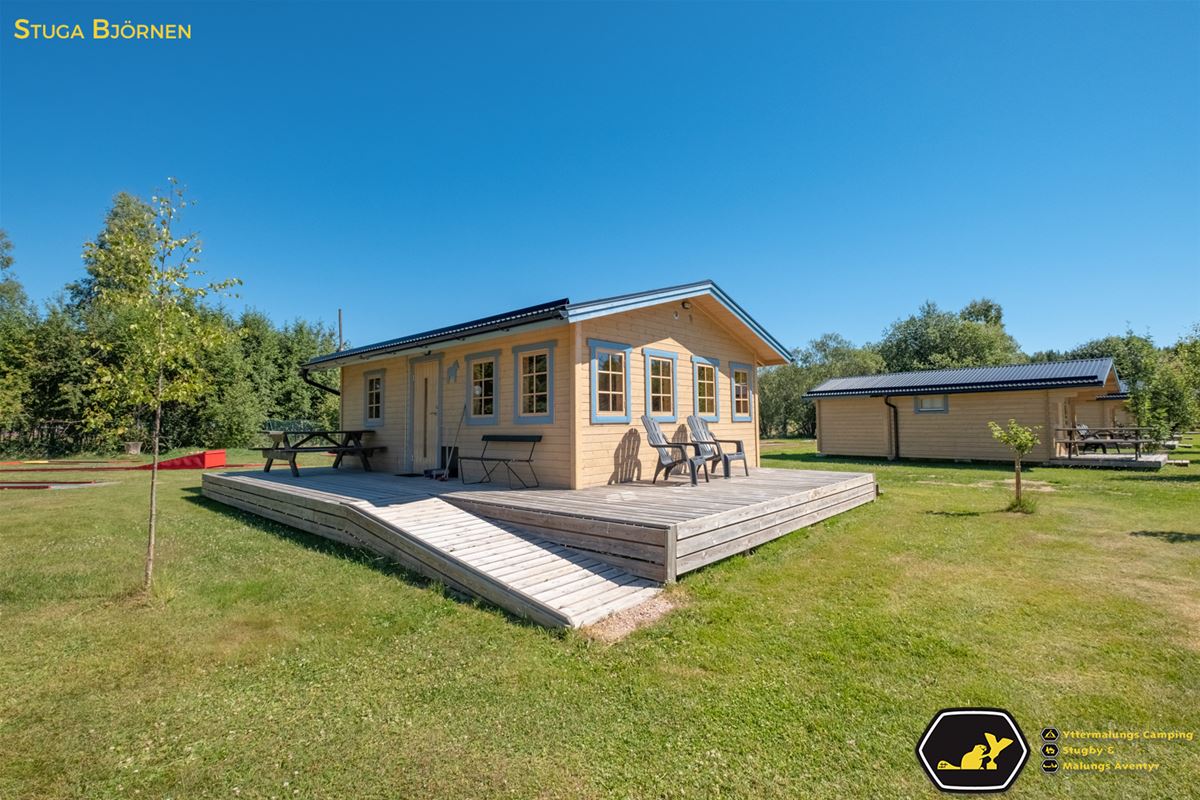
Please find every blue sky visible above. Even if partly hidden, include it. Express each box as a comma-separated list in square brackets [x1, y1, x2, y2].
[1, 1, 1197, 355]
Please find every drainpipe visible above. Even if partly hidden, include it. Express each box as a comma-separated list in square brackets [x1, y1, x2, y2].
[300, 367, 340, 396]
[883, 396, 899, 460]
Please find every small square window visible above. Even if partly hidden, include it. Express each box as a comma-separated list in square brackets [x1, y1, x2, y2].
[915, 395, 948, 413]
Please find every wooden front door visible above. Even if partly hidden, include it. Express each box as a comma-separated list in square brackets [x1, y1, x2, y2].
[410, 359, 441, 472]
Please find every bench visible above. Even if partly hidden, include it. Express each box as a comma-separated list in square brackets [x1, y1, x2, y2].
[258, 430, 384, 477]
[458, 434, 542, 488]
[1055, 437, 1156, 460]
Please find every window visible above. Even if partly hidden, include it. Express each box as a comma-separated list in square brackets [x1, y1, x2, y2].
[588, 339, 632, 424]
[731, 362, 752, 422]
[915, 394, 949, 413]
[692, 356, 719, 421]
[465, 351, 499, 425]
[364, 370, 384, 426]
[512, 341, 556, 424]
[521, 352, 549, 414]
[643, 348, 678, 422]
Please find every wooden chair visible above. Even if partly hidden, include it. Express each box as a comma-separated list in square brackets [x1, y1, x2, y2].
[687, 415, 749, 478]
[1075, 423, 1111, 454]
[641, 415, 709, 486]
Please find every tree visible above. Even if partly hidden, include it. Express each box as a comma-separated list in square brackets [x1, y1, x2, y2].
[68, 192, 157, 309]
[988, 419, 1040, 511]
[0, 230, 36, 426]
[877, 300, 1024, 372]
[83, 179, 240, 592]
[757, 335, 885, 438]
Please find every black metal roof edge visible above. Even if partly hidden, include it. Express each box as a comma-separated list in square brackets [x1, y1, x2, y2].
[307, 298, 570, 365]
[811, 357, 1114, 386]
[804, 376, 1107, 399]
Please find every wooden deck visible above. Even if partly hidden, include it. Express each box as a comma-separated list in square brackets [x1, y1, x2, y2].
[1048, 453, 1168, 470]
[201, 467, 876, 627]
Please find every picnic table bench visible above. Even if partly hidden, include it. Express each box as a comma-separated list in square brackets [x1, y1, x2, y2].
[259, 430, 384, 477]
[1055, 427, 1157, 459]
[459, 434, 541, 489]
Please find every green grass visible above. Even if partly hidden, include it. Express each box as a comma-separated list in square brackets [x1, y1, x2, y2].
[2, 443, 1198, 798]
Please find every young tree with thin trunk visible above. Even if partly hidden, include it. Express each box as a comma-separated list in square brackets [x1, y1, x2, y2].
[988, 419, 1040, 510]
[84, 179, 240, 592]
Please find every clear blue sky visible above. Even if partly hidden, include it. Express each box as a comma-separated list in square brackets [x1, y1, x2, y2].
[2, 1, 1197, 355]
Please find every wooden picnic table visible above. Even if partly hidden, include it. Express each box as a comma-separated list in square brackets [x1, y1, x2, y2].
[1054, 427, 1156, 459]
[259, 429, 384, 477]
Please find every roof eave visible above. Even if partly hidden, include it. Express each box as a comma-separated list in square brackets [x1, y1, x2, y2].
[805, 378, 1108, 399]
[305, 313, 568, 370]
[563, 280, 792, 363]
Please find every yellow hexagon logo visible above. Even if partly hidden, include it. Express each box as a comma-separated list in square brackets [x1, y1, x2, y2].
[916, 708, 1030, 793]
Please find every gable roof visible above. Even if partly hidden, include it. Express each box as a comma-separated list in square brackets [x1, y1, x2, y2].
[804, 358, 1118, 399]
[306, 280, 791, 368]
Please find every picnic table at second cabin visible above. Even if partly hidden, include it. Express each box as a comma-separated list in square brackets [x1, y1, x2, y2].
[259, 429, 385, 477]
[1054, 426, 1158, 460]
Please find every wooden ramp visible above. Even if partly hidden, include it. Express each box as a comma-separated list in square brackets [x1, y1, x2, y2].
[203, 474, 659, 628]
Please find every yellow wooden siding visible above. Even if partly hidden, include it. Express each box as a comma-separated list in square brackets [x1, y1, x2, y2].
[815, 397, 890, 457]
[573, 303, 762, 487]
[338, 326, 574, 486]
[814, 388, 1111, 462]
[339, 359, 410, 473]
[896, 389, 1058, 461]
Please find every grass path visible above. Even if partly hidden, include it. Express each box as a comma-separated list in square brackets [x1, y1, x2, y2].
[1, 445, 1197, 798]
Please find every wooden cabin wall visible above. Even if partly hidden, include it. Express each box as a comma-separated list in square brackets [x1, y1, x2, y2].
[814, 397, 891, 458]
[573, 302, 762, 488]
[338, 326, 574, 486]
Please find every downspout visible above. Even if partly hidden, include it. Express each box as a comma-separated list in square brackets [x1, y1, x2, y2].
[300, 367, 340, 396]
[883, 396, 899, 460]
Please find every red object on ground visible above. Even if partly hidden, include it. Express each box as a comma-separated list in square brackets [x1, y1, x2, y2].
[135, 450, 226, 470]
[0, 480, 99, 489]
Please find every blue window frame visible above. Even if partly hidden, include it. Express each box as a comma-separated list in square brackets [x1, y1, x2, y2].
[588, 338, 632, 424]
[643, 347, 678, 423]
[914, 394, 949, 414]
[692, 355, 720, 422]
[730, 361, 753, 422]
[363, 369, 385, 428]
[464, 350, 499, 425]
[512, 341, 556, 425]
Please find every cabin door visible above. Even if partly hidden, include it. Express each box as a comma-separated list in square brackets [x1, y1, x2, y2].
[410, 359, 441, 473]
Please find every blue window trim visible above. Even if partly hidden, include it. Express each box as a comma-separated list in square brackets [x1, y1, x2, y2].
[405, 353, 443, 471]
[588, 338, 633, 424]
[363, 369, 385, 428]
[730, 361, 753, 422]
[512, 341, 556, 425]
[914, 394, 949, 414]
[692, 355, 720, 422]
[642, 347, 678, 423]
[464, 349, 500, 426]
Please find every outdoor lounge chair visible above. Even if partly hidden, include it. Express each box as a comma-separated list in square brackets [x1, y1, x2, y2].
[1075, 423, 1112, 454]
[641, 414, 709, 486]
[686, 415, 749, 478]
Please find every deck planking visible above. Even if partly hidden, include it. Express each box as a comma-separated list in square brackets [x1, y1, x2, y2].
[201, 466, 876, 627]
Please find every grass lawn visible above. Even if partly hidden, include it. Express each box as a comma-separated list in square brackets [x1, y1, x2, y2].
[2, 443, 1197, 798]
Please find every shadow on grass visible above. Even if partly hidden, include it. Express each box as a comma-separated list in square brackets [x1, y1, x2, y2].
[180, 488, 558, 633]
[925, 510, 985, 518]
[1118, 473, 1200, 483]
[764, 451, 1041, 475]
[1130, 530, 1200, 544]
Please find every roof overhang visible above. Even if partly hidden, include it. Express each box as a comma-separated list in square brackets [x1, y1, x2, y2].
[305, 280, 791, 370]
[305, 306, 568, 370]
[564, 280, 791, 365]
[805, 377, 1109, 399]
